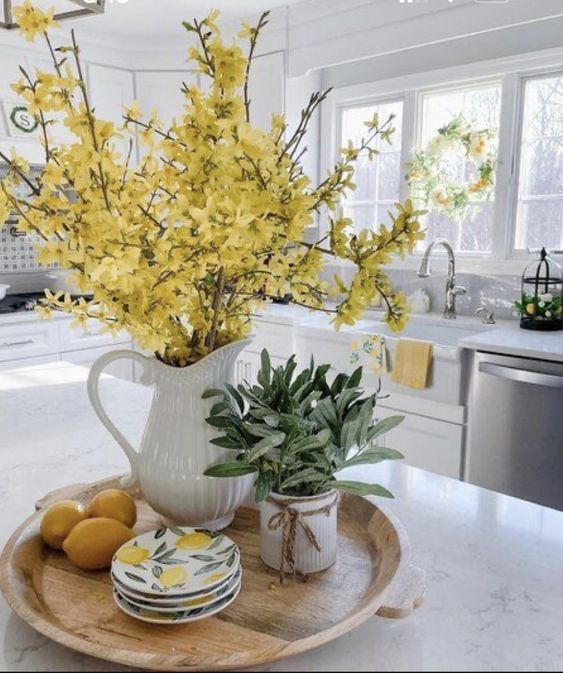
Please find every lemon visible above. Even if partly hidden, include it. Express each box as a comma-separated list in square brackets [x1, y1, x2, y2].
[115, 546, 150, 566]
[175, 532, 212, 551]
[182, 595, 211, 608]
[205, 573, 227, 586]
[63, 518, 133, 571]
[88, 489, 137, 528]
[40, 500, 88, 551]
[159, 566, 188, 589]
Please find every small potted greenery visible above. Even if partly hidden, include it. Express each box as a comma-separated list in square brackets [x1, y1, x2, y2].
[203, 351, 404, 580]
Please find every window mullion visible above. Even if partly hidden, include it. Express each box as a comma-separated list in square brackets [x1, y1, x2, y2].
[494, 72, 522, 259]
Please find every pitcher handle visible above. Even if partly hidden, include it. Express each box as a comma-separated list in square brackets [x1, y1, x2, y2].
[87, 349, 155, 488]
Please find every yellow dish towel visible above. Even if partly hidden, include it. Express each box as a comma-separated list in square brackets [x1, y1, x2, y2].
[349, 334, 387, 375]
[391, 339, 433, 390]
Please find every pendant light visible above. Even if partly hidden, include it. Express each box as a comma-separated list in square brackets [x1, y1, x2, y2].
[1, 0, 105, 30]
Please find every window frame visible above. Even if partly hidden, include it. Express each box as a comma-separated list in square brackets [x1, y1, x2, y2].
[509, 68, 563, 258]
[336, 94, 410, 234]
[319, 46, 563, 274]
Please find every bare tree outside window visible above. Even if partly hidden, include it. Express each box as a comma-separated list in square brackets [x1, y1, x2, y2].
[515, 75, 563, 251]
[340, 101, 404, 235]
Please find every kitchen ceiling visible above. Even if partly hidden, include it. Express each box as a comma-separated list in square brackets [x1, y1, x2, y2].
[65, 0, 303, 42]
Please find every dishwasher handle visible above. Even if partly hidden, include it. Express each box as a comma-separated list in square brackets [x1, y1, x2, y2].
[479, 362, 563, 389]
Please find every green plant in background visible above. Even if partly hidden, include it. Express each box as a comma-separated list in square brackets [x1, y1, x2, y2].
[514, 293, 562, 320]
[203, 350, 404, 502]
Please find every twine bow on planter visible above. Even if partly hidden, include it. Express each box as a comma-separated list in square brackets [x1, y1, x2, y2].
[266, 493, 339, 583]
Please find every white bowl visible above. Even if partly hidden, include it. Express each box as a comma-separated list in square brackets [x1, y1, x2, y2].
[0, 285, 10, 301]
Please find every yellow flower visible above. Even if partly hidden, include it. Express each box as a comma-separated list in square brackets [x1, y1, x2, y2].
[13, 1, 58, 42]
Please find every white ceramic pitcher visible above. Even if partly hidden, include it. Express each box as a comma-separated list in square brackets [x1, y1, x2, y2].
[87, 339, 253, 530]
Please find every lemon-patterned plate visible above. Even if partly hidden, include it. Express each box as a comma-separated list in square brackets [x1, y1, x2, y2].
[112, 527, 240, 597]
[113, 582, 242, 625]
[116, 568, 242, 613]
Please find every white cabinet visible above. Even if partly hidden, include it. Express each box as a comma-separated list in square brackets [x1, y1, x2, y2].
[135, 71, 197, 127]
[0, 319, 59, 363]
[59, 318, 130, 352]
[376, 405, 464, 480]
[63, 344, 134, 381]
[248, 52, 285, 131]
[87, 64, 135, 158]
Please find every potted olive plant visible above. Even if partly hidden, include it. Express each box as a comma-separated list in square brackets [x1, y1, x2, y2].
[204, 351, 404, 580]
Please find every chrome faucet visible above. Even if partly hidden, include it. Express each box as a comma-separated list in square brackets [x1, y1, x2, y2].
[418, 238, 466, 320]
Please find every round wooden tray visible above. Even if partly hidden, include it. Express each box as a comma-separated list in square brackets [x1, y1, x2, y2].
[0, 476, 425, 672]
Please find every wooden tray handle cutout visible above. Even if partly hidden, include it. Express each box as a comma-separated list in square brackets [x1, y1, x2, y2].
[376, 564, 426, 619]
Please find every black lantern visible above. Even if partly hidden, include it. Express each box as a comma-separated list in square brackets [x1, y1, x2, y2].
[519, 248, 563, 332]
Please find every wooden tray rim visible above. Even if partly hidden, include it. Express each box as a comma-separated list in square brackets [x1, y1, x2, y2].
[0, 475, 420, 672]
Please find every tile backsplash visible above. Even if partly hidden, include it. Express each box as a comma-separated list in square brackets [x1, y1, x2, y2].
[0, 165, 58, 274]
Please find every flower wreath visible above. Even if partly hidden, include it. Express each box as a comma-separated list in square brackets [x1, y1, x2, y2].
[406, 114, 497, 221]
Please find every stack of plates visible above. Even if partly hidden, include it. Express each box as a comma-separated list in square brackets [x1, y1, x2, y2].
[111, 526, 242, 624]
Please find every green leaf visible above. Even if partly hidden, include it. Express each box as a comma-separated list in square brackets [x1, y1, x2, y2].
[154, 528, 167, 539]
[152, 566, 163, 579]
[341, 447, 403, 469]
[225, 383, 245, 413]
[152, 542, 167, 558]
[210, 436, 241, 450]
[332, 481, 394, 499]
[248, 432, 286, 461]
[255, 470, 273, 503]
[168, 526, 185, 537]
[210, 401, 230, 416]
[340, 405, 360, 449]
[195, 561, 224, 576]
[125, 572, 147, 584]
[205, 462, 257, 478]
[281, 468, 327, 490]
[346, 367, 363, 389]
[244, 423, 281, 439]
[260, 349, 271, 384]
[202, 388, 225, 400]
[367, 416, 405, 442]
[205, 415, 231, 429]
[287, 429, 331, 454]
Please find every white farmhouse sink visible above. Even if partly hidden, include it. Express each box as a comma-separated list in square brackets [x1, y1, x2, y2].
[350, 316, 490, 348]
[296, 312, 500, 405]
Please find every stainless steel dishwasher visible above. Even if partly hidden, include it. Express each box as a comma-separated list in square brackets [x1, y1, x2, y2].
[466, 351, 563, 511]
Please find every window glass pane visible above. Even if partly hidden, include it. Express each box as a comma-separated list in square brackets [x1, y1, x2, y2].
[515, 75, 563, 250]
[343, 204, 376, 233]
[340, 100, 403, 233]
[419, 81, 502, 254]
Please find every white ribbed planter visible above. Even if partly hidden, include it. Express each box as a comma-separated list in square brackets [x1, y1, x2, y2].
[87, 339, 253, 531]
[260, 491, 338, 576]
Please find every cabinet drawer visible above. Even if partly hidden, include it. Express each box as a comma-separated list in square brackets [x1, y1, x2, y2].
[59, 318, 130, 352]
[377, 406, 464, 480]
[0, 320, 60, 363]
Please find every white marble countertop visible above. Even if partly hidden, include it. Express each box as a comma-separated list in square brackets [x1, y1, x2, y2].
[460, 322, 563, 363]
[0, 362, 562, 672]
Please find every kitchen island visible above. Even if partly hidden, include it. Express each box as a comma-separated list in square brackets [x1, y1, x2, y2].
[0, 362, 562, 672]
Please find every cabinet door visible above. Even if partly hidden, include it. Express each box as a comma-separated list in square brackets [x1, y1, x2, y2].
[88, 64, 135, 158]
[63, 344, 134, 381]
[59, 318, 130, 352]
[247, 52, 285, 130]
[377, 406, 463, 480]
[135, 71, 197, 127]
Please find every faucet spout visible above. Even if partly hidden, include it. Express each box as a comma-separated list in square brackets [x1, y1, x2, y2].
[417, 238, 466, 319]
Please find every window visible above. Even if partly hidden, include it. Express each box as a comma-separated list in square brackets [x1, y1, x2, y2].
[339, 99, 403, 235]
[418, 81, 502, 254]
[515, 73, 563, 251]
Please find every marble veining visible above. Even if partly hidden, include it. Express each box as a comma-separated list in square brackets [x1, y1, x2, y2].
[0, 362, 562, 672]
